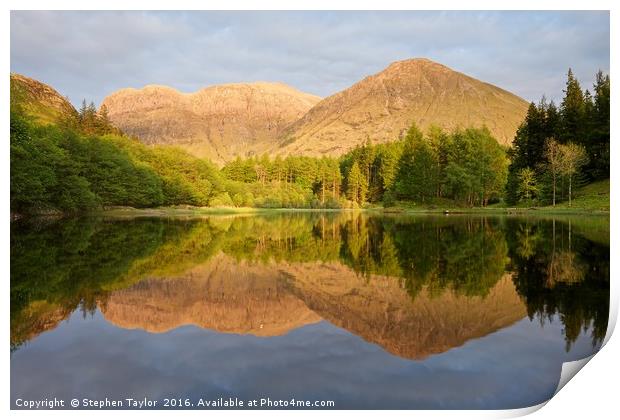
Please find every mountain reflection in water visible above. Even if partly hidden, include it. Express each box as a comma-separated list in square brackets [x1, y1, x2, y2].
[100, 256, 526, 359]
[10, 213, 609, 408]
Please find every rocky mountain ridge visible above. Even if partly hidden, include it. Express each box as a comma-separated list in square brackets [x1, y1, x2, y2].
[13, 58, 530, 164]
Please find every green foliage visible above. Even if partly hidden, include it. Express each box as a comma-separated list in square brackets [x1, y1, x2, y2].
[399, 126, 507, 206]
[560, 69, 586, 144]
[517, 167, 539, 202]
[12, 69, 609, 213]
[77, 99, 121, 136]
[222, 153, 343, 208]
[507, 69, 610, 206]
[10, 108, 226, 214]
[589, 71, 610, 178]
[346, 161, 367, 204]
[339, 124, 508, 208]
[11, 115, 99, 213]
[394, 133, 439, 202]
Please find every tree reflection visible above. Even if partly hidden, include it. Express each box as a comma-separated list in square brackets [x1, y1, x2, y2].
[11, 213, 609, 352]
[506, 218, 609, 350]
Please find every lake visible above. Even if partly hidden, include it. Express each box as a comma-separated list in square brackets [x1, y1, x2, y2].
[10, 212, 610, 409]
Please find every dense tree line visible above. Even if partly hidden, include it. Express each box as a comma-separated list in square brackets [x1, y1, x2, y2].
[10, 106, 228, 214]
[75, 100, 121, 136]
[339, 125, 508, 206]
[11, 106, 337, 213]
[10, 106, 511, 213]
[506, 69, 610, 205]
[223, 125, 508, 208]
[222, 154, 342, 208]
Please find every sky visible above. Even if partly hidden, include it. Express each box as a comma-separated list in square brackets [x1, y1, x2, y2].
[10, 11, 610, 108]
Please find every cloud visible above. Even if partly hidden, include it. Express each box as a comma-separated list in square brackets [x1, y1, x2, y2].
[10, 11, 610, 108]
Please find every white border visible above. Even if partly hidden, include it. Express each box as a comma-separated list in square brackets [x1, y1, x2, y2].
[2, 2, 616, 420]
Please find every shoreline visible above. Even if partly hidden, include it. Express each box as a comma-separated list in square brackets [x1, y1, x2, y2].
[40, 205, 613, 218]
[12, 203, 610, 220]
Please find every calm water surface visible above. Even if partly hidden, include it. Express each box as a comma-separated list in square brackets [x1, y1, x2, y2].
[10, 213, 609, 409]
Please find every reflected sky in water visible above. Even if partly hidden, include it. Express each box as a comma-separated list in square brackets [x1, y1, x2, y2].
[11, 310, 599, 409]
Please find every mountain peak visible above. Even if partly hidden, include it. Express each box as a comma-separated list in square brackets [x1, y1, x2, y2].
[386, 57, 446, 68]
[375, 58, 454, 81]
[278, 58, 529, 156]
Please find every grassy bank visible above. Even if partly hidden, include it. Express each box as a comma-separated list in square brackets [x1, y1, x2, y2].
[95, 206, 348, 218]
[548, 179, 609, 211]
[383, 179, 609, 216]
[96, 204, 609, 219]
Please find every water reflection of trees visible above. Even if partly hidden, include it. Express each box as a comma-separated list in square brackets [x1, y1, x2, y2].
[505, 218, 609, 349]
[11, 214, 609, 351]
[10, 218, 222, 349]
[336, 216, 510, 299]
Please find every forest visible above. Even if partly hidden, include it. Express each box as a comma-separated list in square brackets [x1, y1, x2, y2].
[506, 69, 610, 206]
[10, 69, 610, 215]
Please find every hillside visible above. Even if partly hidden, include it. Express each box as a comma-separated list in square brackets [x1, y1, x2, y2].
[101, 82, 322, 164]
[277, 58, 529, 157]
[10, 73, 77, 125]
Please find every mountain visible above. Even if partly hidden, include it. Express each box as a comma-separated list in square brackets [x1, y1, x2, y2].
[101, 82, 321, 164]
[10, 73, 77, 124]
[277, 58, 529, 156]
[16, 58, 530, 163]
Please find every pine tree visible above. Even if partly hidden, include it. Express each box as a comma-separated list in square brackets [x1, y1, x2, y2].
[506, 98, 555, 205]
[591, 70, 610, 179]
[99, 104, 111, 127]
[403, 122, 424, 144]
[394, 141, 416, 200]
[560, 68, 586, 144]
[545, 101, 561, 141]
[376, 142, 402, 197]
[393, 123, 425, 200]
[427, 125, 449, 198]
[79, 99, 88, 121]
